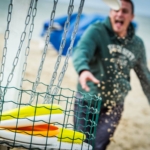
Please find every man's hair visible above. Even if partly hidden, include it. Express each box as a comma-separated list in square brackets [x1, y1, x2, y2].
[121, 0, 134, 14]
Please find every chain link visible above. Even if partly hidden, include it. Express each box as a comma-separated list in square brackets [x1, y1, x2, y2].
[43, 0, 74, 103]
[0, 0, 35, 109]
[45, 0, 85, 103]
[29, 0, 58, 104]
[17, 0, 38, 104]
[0, 0, 13, 86]
[0, 0, 13, 112]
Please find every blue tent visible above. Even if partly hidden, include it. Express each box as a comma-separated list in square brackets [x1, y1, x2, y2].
[41, 13, 137, 56]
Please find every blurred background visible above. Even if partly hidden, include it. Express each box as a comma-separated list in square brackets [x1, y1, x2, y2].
[0, 0, 150, 150]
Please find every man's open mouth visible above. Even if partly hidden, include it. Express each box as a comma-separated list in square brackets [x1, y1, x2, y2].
[115, 19, 124, 26]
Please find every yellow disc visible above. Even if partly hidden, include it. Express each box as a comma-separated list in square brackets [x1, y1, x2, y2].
[57, 128, 86, 144]
[1, 104, 63, 121]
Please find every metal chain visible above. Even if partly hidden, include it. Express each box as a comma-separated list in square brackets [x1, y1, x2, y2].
[29, 0, 58, 104]
[0, 0, 13, 86]
[4, 0, 34, 90]
[0, 0, 34, 110]
[45, 0, 85, 103]
[17, 0, 38, 104]
[43, 0, 74, 103]
[0, 0, 13, 112]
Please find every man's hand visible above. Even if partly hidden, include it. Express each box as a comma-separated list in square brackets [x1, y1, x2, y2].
[79, 70, 100, 92]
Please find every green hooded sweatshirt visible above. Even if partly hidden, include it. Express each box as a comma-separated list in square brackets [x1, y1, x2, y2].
[72, 17, 150, 105]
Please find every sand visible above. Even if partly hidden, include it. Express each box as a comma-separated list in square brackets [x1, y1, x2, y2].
[0, 35, 150, 150]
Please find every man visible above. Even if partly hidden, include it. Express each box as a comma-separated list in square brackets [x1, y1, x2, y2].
[72, 0, 150, 150]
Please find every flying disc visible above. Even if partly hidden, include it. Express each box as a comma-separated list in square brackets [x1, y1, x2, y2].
[57, 128, 86, 144]
[102, 0, 121, 10]
[5, 124, 60, 137]
[0, 114, 64, 128]
[0, 128, 57, 144]
[0, 137, 92, 150]
[16, 123, 57, 131]
[0, 125, 90, 149]
[0, 104, 63, 121]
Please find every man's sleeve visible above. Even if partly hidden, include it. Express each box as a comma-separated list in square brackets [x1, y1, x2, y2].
[134, 40, 150, 104]
[72, 24, 99, 74]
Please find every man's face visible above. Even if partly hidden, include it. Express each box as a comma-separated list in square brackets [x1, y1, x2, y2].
[109, 0, 134, 37]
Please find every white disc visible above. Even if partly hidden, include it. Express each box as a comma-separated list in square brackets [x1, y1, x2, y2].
[0, 136, 92, 150]
[102, 0, 121, 10]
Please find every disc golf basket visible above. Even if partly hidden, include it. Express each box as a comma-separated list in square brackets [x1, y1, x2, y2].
[0, 0, 101, 149]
